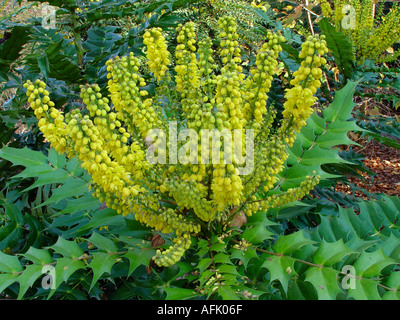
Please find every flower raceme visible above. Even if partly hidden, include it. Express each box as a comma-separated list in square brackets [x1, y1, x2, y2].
[24, 16, 327, 267]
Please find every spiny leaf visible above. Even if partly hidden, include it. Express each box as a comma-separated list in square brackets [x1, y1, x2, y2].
[312, 239, 355, 267]
[230, 247, 258, 269]
[23, 169, 72, 192]
[323, 80, 359, 123]
[37, 178, 90, 208]
[242, 212, 276, 243]
[213, 252, 232, 265]
[382, 272, 400, 300]
[163, 287, 201, 300]
[319, 18, 354, 79]
[347, 278, 382, 300]
[217, 285, 240, 300]
[22, 247, 53, 265]
[123, 247, 156, 277]
[0, 273, 19, 294]
[305, 267, 343, 300]
[57, 193, 101, 216]
[88, 231, 118, 253]
[0, 251, 23, 273]
[47, 257, 86, 299]
[16, 264, 45, 300]
[196, 257, 212, 274]
[353, 249, 396, 278]
[88, 252, 120, 291]
[71, 207, 124, 233]
[261, 255, 297, 294]
[49, 237, 84, 259]
[273, 230, 315, 255]
[376, 233, 400, 260]
[0, 146, 47, 167]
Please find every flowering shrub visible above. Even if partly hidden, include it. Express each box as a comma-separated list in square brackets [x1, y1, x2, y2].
[320, 0, 400, 63]
[23, 16, 328, 267]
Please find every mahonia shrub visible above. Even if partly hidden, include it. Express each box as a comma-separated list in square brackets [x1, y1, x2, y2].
[23, 16, 328, 267]
[176, 0, 272, 49]
[319, 0, 400, 63]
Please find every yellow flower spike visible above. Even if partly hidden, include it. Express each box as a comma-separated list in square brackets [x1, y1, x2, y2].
[143, 28, 171, 82]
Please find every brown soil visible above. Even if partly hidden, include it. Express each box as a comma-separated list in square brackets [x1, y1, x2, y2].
[336, 140, 400, 197]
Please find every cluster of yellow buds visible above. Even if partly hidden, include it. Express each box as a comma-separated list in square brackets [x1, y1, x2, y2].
[282, 35, 328, 132]
[153, 234, 191, 267]
[25, 16, 327, 267]
[233, 238, 252, 251]
[259, 174, 321, 211]
[24, 80, 67, 154]
[143, 28, 171, 82]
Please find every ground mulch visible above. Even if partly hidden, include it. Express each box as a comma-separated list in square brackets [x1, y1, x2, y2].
[335, 82, 400, 198]
[336, 139, 400, 197]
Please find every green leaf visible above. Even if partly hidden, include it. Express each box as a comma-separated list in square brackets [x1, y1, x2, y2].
[323, 80, 359, 123]
[0, 26, 30, 73]
[305, 267, 343, 300]
[3, 203, 24, 225]
[382, 272, 400, 300]
[213, 252, 232, 264]
[287, 279, 318, 300]
[49, 237, 84, 259]
[300, 145, 352, 166]
[37, 178, 90, 207]
[314, 130, 360, 149]
[88, 252, 119, 291]
[273, 231, 315, 255]
[0, 251, 23, 273]
[57, 193, 101, 216]
[70, 208, 124, 235]
[217, 286, 240, 300]
[88, 231, 118, 253]
[279, 164, 337, 191]
[17, 264, 45, 300]
[12, 163, 54, 179]
[353, 249, 396, 278]
[23, 169, 72, 192]
[384, 271, 400, 290]
[37, 54, 50, 81]
[22, 247, 53, 265]
[262, 255, 297, 294]
[47, 148, 67, 168]
[230, 247, 258, 269]
[46, 257, 86, 299]
[163, 287, 200, 300]
[312, 239, 355, 267]
[123, 247, 155, 277]
[242, 212, 275, 243]
[382, 290, 400, 300]
[55, 257, 86, 283]
[196, 257, 212, 274]
[0, 224, 23, 251]
[0, 146, 46, 167]
[217, 264, 240, 276]
[319, 18, 354, 79]
[0, 273, 19, 294]
[347, 278, 382, 300]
